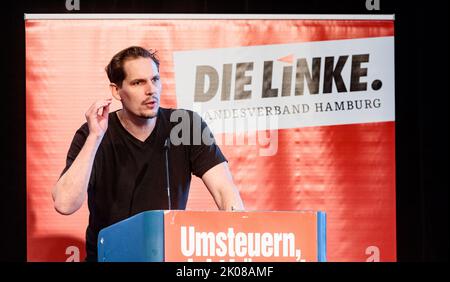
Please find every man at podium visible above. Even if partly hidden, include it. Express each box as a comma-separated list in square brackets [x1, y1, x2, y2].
[51, 46, 245, 262]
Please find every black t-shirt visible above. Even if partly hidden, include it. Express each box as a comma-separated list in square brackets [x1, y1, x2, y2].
[61, 108, 227, 262]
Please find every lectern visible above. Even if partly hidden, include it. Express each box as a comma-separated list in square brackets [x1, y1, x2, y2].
[98, 210, 326, 262]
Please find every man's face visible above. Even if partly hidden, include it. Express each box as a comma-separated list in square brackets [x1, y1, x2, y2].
[118, 57, 161, 119]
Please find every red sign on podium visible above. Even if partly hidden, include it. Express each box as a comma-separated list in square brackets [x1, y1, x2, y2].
[164, 210, 326, 262]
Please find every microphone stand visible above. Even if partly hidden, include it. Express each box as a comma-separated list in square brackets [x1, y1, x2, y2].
[164, 137, 172, 210]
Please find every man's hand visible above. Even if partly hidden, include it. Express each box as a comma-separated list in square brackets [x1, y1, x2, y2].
[85, 98, 112, 138]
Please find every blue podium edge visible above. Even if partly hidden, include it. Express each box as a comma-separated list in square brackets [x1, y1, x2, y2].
[97, 210, 165, 262]
[317, 211, 327, 262]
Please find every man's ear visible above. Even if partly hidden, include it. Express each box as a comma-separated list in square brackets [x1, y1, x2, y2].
[109, 83, 121, 101]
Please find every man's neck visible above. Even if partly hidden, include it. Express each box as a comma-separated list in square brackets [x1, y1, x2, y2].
[117, 109, 157, 142]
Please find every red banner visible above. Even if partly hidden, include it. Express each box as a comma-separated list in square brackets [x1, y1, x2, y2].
[26, 16, 395, 262]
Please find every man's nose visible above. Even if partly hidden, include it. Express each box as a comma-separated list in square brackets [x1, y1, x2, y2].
[146, 81, 157, 95]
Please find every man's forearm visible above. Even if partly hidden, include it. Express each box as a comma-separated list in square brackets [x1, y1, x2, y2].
[201, 162, 245, 211]
[52, 135, 102, 215]
[217, 184, 245, 211]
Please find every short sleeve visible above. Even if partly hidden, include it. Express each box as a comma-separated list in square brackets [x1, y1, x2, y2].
[188, 111, 227, 178]
[60, 123, 90, 177]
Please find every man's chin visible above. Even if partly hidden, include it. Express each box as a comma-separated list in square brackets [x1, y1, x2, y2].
[141, 108, 159, 119]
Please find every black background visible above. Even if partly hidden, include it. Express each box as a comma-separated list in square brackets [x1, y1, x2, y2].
[1, 0, 448, 264]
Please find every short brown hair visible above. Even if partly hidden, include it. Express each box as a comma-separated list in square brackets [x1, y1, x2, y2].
[105, 46, 160, 87]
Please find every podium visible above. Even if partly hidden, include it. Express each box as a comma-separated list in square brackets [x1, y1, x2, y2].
[98, 210, 326, 262]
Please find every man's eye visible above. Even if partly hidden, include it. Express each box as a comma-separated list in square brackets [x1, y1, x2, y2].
[152, 77, 160, 83]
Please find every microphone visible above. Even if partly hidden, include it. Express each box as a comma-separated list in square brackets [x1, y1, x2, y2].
[163, 137, 172, 210]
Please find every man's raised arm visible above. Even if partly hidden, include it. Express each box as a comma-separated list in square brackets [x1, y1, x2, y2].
[52, 98, 111, 215]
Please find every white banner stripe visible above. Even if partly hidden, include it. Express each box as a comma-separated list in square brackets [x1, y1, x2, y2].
[174, 37, 395, 133]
